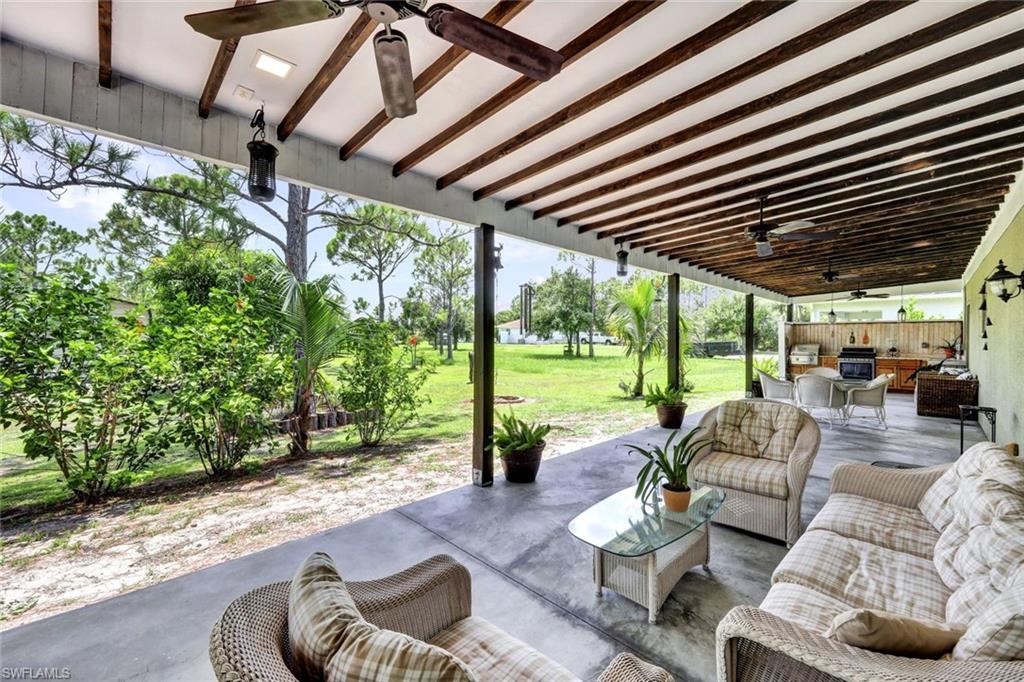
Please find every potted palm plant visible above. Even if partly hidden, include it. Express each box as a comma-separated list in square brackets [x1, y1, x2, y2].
[489, 410, 551, 483]
[644, 383, 688, 429]
[624, 428, 711, 512]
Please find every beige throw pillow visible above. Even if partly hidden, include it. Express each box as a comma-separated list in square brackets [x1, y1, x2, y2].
[826, 609, 965, 658]
[289, 552, 475, 682]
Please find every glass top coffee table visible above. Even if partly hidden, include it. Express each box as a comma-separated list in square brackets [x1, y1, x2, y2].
[569, 486, 725, 623]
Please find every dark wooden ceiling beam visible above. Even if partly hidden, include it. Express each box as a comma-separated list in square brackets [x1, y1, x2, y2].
[277, 12, 376, 142]
[339, 0, 531, 160]
[98, 0, 112, 88]
[673, 191, 1005, 260]
[433, 1, 792, 191]
[586, 117, 1024, 239]
[783, 263, 980, 297]
[549, 57, 1024, 226]
[605, 143, 1024, 246]
[678, 197, 1005, 269]
[704, 237, 989, 286]
[717, 240, 988, 284]
[519, 3, 1024, 215]
[690, 211, 998, 274]
[471, 0, 909, 201]
[198, 0, 257, 119]
[391, 0, 662, 177]
[636, 167, 1018, 252]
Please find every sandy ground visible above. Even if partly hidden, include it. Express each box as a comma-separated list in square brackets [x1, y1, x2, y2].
[0, 415, 651, 630]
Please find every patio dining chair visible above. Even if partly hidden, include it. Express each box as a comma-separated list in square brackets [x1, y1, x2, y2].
[845, 374, 892, 429]
[805, 366, 842, 379]
[795, 374, 846, 428]
[757, 369, 794, 402]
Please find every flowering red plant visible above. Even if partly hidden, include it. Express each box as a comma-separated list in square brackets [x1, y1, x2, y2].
[408, 335, 419, 346]
[242, 273, 257, 283]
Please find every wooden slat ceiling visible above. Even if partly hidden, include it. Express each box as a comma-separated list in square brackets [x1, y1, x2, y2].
[16, 1, 1024, 298]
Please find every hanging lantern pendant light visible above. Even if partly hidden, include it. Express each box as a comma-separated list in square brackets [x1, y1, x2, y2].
[247, 105, 278, 202]
[896, 285, 907, 322]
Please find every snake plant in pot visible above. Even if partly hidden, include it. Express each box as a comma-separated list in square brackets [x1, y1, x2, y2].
[644, 383, 688, 429]
[489, 410, 551, 483]
[624, 428, 711, 512]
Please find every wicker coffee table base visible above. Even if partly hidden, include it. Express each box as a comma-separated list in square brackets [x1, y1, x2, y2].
[593, 525, 710, 624]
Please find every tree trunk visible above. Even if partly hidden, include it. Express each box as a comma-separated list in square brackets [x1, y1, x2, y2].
[633, 356, 645, 397]
[575, 332, 581, 357]
[284, 184, 309, 282]
[376, 276, 385, 322]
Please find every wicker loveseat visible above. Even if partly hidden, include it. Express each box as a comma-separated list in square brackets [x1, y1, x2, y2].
[716, 442, 1024, 681]
[691, 400, 821, 547]
[210, 554, 672, 681]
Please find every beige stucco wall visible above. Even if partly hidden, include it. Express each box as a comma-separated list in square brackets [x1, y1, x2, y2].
[964, 204, 1024, 448]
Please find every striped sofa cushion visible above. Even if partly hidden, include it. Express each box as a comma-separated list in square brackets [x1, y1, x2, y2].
[429, 616, 577, 681]
[289, 552, 475, 682]
[715, 400, 802, 462]
[953, 581, 1024, 661]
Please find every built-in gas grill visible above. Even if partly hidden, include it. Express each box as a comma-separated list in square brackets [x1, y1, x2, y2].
[838, 346, 876, 381]
[789, 344, 820, 367]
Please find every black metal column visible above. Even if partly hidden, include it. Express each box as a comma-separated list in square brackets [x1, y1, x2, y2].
[745, 293, 755, 398]
[473, 223, 495, 487]
[667, 274, 680, 390]
[786, 303, 794, 323]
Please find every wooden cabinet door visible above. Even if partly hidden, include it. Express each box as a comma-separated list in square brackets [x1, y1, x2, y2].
[896, 360, 924, 391]
[821, 356, 838, 369]
[876, 360, 898, 379]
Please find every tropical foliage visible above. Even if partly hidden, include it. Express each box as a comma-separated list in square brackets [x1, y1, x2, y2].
[609, 278, 666, 397]
[335, 319, 433, 446]
[0, 264, 172, 501]
[643, 383, 689, 408]
[625, 428, 711, 504]
[489, 411, 551, 456]
[150, 290, 288, 476]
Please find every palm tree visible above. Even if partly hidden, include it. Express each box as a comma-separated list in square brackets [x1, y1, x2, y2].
[277, 274, 350, 456]
[610, 278, 666, 398]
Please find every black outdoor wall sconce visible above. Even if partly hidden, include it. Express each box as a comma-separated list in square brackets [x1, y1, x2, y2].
[985, 260, 1023, 303]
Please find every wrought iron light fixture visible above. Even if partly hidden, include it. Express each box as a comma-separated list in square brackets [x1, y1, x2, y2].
[896, 285, 907, 322]
[493, 243, 504, 271]
[827, 289, 837, 325]
[616, 248, 628, 277]
[246, 105, 278, 202]
[985, 260, 1023, 302]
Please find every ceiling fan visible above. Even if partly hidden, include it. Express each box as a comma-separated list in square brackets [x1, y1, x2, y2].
[745, 196, 839, 257]
[185, 1, 565, 119]
[847, 285, 890, 301]
[821, 257, 856, 284]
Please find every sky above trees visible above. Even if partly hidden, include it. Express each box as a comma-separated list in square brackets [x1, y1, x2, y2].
[0, 136, 622, 311]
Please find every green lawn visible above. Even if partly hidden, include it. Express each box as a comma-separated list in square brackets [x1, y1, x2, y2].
[1, 344, 744, 511]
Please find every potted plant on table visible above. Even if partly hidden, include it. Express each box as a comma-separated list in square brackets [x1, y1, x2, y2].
[939, 335, 961, 359]
[624, 428, 711, 512]
[489, 410, 551, 483]
[645, 383, 688, 429]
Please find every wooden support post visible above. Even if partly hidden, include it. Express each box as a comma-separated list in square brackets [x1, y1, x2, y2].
[745, 293, 755, 397]
[473, 223, 495, 487]
[786, 303, 794, 322]
[667, 274, 680, 390]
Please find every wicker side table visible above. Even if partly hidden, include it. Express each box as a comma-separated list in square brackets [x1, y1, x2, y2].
[915, 372, 979, 418]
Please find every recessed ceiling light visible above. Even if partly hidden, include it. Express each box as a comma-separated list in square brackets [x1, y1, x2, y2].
[233, 85, 255, 101]
[252, 50, 295, 78]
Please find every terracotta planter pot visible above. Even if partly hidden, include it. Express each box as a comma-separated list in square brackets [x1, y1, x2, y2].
[662, 485, 691, 512]
[500, 443, 545, 483]
[943, 348, 956, 359]
[656, 404, 687, 429]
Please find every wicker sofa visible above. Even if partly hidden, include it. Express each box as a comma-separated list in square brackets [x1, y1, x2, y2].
[210, 554, 672, 681]
[716, 442, 1024, 681]
[691, 400, 821, 547]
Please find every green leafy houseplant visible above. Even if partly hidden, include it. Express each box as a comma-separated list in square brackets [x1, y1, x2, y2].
[489, 411, 551, 483]
[624, 428, 712, 512]
[645, 383, 690, 429]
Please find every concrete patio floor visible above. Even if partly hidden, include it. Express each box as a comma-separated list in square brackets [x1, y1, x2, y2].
[1, 394, 985, 682]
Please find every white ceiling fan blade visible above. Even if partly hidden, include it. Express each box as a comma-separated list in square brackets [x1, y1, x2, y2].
[777, 231, 839, 241]
[770, 219, 816, 235]
[864, 294, 891, 299]
[755, 240, 773, 257]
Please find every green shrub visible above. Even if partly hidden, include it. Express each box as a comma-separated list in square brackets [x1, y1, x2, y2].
[0, 265, 172, 502]
[151, 290, 288, 476]
[335, 319, 432, 447]
[753, 356, 779, 377]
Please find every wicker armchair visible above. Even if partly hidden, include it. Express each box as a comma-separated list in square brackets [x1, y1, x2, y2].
[210, 554, 672, 682]
[692, 400, 821, 547]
